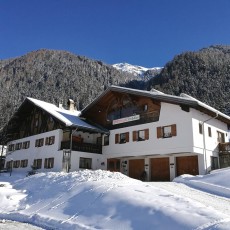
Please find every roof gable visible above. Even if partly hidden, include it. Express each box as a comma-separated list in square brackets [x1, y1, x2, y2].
[81, 85, 230, 125]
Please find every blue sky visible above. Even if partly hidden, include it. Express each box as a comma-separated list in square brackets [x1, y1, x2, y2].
[1, 0, 230, 67]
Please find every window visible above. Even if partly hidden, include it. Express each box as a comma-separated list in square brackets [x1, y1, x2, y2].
[13, 160, 20, 168]
[104, 135, 109, 146]
[22, 141, 30, 149]
[199, 123, 203, 134]
[21, 159, 28, 168]
[217, 131, 225, 143]
[6, 161, 11, 169]
[211, 156, 219, 170]
[133, 129, 149, 141]
[33, 159, 42, 169]
[8, 144, 15, 151]
[15, 143, 22, 150]
[79, 157, 92, 169]
[157, 124, 177, 138]
[107, 159, 120, 172]
[97, 137, 102, 145]
[35, 138, 44, 147]
[115, 132, 129, 144]
[208, 127, 212, 137]
[44, 158, 54, 169]
[45, 136, 55, 145]
[6, 161, 13, 169]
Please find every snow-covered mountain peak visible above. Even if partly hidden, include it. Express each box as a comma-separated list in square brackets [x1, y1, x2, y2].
[113, 63, 162, 77]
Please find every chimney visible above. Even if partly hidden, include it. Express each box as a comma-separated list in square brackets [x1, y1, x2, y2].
[67, 99, 75, 112]
[58, 102, 63, 109]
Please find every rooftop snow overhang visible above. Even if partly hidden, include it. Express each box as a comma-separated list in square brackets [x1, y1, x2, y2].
[81, 85, 230, 125]
[26, 98, 109, 134]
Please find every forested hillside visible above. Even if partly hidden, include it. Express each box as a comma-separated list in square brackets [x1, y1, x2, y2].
[1, 45, 230, 131]
[0, 49, 142, 129]
[147, 45, 230, 114]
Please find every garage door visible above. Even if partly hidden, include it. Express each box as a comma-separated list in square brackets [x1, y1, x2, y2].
[176, 156, 198, 176]
[151, 158, 170, 181]
[129, 159, 145, 180]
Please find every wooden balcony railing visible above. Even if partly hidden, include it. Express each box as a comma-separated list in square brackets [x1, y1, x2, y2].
[61, 141, 102, 154]
[219, 142, 230, 155]
[106, 111, 160, 130]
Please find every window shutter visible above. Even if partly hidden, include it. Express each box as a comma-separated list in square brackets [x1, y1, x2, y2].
[44, 158, 48, 168]
[157, 127, 162, 138]
[115, 134, 119, 144]
[126, 132, 129, 142]
[52, 136, 55, 144]
[145, 129, 149, 140]
[35, 139, 38, 147]
[171, 124, 177, 136]
[133, 131, 137, 142]
[45, 137, 49, 145]
[221, 133, 225, 143]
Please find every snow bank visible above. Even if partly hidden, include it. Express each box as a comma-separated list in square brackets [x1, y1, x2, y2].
[0, 169, 230, 229]
[174, 167, 230, 198]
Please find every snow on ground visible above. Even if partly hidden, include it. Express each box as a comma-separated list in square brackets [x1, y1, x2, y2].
[0, 169, 230, 230]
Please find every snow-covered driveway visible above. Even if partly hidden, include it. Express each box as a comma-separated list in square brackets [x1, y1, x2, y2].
[1, 169, 230, 230]
[148, 182, 230, 215]
[147, 182, 230, 229]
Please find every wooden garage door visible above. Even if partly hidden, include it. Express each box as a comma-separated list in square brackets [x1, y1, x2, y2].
[151, 158, 170, 181]
[129, 159, 145, 180]
[176, 156, 198, 176]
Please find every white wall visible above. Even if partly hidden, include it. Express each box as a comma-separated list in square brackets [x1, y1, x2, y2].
[5, 129, 63, 172]
[191, 108, 228, 172]
[103, 102, 194, 158]
[70, 151, 106, 171]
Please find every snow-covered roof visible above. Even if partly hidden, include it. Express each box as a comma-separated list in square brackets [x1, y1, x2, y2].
[27, 98, 108, 134]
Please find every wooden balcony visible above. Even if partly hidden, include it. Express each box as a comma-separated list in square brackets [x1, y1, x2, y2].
[61, 141, 102, 154]
[219, 142, 230, 155]
[106, 111, 160, 130]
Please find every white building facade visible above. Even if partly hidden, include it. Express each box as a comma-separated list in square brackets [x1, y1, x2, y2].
[2, 86, 230, 181]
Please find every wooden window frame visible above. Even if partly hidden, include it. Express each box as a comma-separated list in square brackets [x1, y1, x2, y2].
[23, 141, 30, 149]
[217, 131, 225, 143]
[208, 127, 212, 137]
[21, 159, 28, 168]
[157, 124, 177, 138]
[45, 136, 55, 146]
[79, 157, 92, 169]
[8, 144, 15, 151]
[33, 159, 42, 169]
[35, 138, 44, 147]
[104, 135, 109, 146]
[44, 158, 54, 169]
[133, 129, 149, 142]
[13, 160, 20, 168]
[15, 143, 22, 150]
[115, 132, 129, 144]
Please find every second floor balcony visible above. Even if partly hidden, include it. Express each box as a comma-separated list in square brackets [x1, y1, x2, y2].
[219, 142, 230, 155]
[61, 140, 102, 154]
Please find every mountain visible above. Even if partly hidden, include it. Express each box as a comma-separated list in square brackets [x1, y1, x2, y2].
[1, 45, 230, 131]
[113, 63, 162, 80]
[0, 49, 139, 129]
[147, 45, 230, 115]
